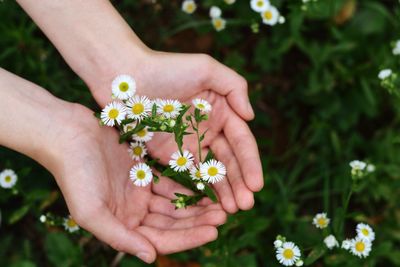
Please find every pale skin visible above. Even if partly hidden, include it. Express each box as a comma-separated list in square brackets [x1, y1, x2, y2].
[13, 0, 264, 263]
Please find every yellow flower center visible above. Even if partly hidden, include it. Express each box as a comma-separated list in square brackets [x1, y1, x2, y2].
[137, 170, 146, 180]
[177, 157, 187, 166]
[208, 167, 218, 176]
[214, 19, 223, 29]
[263, 11, 273, 20]
[283, 249, 294, 259]
[67, 219, 77, 228]
[133, 146, 143, 156]
[126, 125, 134, 131]
[361, 229, 369, 236]
[186, 3, 194, 12]
[195, 170, 202, 179]
[132, 103, 144, 115]
[137, 129, 147, 137]
[108, 108, 119, 119]
[355, 241, 365, 252]
[257, 0, 264, 7]
[317, 218, 327, 227]
[163, 104, 174, 113]
[197, 103, 205, 109]
[4, 176, 11, 183]
[119, 82, 129, 92]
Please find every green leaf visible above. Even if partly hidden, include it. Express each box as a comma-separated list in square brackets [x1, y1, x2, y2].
[45, 232, 82, 267]
[119, 123, 145, 144]
[304, 246, 326, 266]
[151, 103, 157, 117]
[8, 205, 30, 224]
[153, 174, 160, 184]
[204, 184, 218, 203]
[161, 167, 176, 177]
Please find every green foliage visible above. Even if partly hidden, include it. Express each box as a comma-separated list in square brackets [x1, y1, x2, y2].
[1, 0, 400, 266]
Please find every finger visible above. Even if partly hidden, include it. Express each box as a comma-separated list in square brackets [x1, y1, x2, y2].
[211, 134, 255, 210]
[142, 209, 227, 230]
[203, 55, 254, 121]
[152, 175, 194, 200]
[137, 225, 218, 254]
[78, 209, 156, 263]
[224, 114, 264, 192]
[149, 195, 223, 219]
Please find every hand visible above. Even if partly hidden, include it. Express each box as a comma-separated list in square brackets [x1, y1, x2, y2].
[89, 51, 264, 213]
[47, 104, 227, 263]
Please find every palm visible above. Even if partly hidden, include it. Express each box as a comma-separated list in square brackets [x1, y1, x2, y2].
[54, 105, 226, 262]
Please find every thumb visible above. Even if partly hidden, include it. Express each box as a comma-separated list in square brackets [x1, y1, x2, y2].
[79, 209, 156, 263]
[202, 55, 254, 120]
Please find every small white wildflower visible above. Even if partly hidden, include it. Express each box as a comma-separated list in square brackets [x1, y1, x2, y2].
[350, 237, 372, 258]
[324, 235, 339, 250]
[356, 223, 375, 242]
[261, 5, 280, 26]
[190, 165, 203, 180]
[196, 182, 205, 191]
[111, 74, 136, 100]
[295, 260, 304, 267]
[278, 16, 286, 24]
[128, 142, 147, 161]
[212, 17, 226, 31]
[250, 0, 270, 13]
[366, 164, 376, 173]
[0, 169, 18, 189]
[209, 6, 222, 18]
[130, 163, 153, 187]
[341, 239, 352, 250]
[169, 150, 194, 172]
[39, 215, 46, 223]
[63, 215, 80, 233]
[200, 159, 226, 184]
[393, 40, 400, 55]
[276, 241, 301, 266]
[123, 122, 137, 133]
[156, 99, 182, 119]
[312, 212, 330, 229]
[349, 160, 366, 170]
[182, 0, 197, 14]
[192, 98, 212, 113]
[378, 69, 392, 80]
[132, 127, 153, 143]
[125, 95, 152, 121]
[274, 239, 283, 248]
[101, 101, 126, 127]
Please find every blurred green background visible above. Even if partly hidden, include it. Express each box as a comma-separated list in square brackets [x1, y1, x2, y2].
[1, 0, 400, 266]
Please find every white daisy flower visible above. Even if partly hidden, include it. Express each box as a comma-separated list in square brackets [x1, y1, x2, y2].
[156, 99, 182, 119]
[101, 101, 126, 127]
[295, 260, 304, 266]
[169, 150, 194, 172]
[132, 127, 153, 143]
[210, 6, 222, 18]
[356, 223, 375, 242]
[341, 239, 352, 250]
[350, 237, 372, 258]
[63, 215, 80, 233]
[125, 95, 152, 121]
[200, 159, 226, 184]
[130, 163, 153, 187]
[39, 215, 46, 223]
[192, 98, 212, 113]
[393, 40, 400, 55]
[324, 235, 339, 249]
[111, 74, 136, 100]
[182, 0, 197, 14]
[378, 69, 392, 80]
[0, 169, 18, 189]
[250, 0, 270, 13]
[224, 0, 236, 4]
[190, 165, 203, 180]
[349, 160, 366, 170]
[128, 142, 147, 161]
[312, 212, 330, 229]
[196, 182, 205, 191]
[261, 5, 280, 26]
[366, 164, 376, 173]
[276, 241, 301, 266]
[274, 239, 283, 248]
[123, 122, 137, 133]
[212, 17, 226, 32]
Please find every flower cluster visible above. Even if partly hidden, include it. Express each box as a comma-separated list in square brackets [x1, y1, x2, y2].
[342, 223, 375, 258]
[274, 235, 303, 266]
[39, 213, 80, 234]
[99, 74, 226, 208]
[349, 160, 375, 179]
[250, 0, 285, 26]
[0, 169, 17, 189]
[209, 6, 226, 32]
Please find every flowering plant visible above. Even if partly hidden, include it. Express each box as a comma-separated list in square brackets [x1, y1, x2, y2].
[98, 74, 226, 208]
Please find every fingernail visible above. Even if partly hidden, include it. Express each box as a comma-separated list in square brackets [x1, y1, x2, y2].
[247, 102, 255, 118]
[137, 252, 151, 263]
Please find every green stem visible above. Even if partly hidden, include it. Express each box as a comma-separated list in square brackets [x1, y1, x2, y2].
[188, 113, 202, 162]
